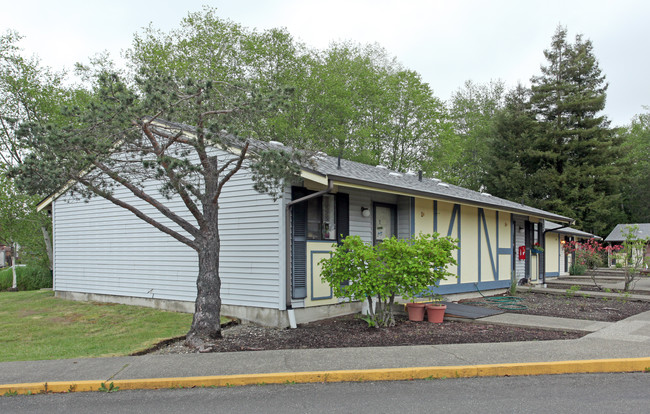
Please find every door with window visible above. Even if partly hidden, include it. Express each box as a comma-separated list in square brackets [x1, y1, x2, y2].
[373, 203, 397, 244]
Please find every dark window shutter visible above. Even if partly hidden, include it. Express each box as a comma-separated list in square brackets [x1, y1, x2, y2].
[336, 192, 349, 245]
[336, 192, 350, 288]
[291, 188, 308, 299]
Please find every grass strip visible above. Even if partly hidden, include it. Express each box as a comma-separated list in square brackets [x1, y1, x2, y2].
[0, 290, 193, 362]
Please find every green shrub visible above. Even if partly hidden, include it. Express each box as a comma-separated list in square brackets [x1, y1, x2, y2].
[0, 265, 52, 291]
[320, 233, 458, 327]
[569, 263, 587, 275]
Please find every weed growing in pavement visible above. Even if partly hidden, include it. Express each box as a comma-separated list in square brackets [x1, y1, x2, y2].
[3, 390, 18, 396]
[98, 382, 119, 393]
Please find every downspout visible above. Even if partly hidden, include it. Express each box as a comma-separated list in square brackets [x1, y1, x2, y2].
[541, 221, 574, 285]
[284, 179, 334, 323]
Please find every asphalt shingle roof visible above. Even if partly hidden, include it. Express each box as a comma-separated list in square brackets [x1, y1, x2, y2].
[604, 223, 650, 242]
[305, 154, 573, 223]
[544, 221, 601, 239]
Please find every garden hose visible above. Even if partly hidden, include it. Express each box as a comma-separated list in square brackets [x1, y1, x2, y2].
[467, 283, 528, 310]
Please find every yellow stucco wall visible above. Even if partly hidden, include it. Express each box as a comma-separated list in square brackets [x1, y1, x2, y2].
[305, 241, 338, 307]
[436, 201, 459, 284]
[461, 205, 479, 284]
[414, 198, 434, 235]
[414, 198, 513, 287]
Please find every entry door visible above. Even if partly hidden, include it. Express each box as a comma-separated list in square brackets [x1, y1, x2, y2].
[373, 203, 397, 244]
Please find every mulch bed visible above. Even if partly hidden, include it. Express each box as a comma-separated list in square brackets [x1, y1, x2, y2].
[545, 283, 650, 296]
[459, 291, 650, 321]
[144, 291, 650, 355]
[148, 314, 583, 355]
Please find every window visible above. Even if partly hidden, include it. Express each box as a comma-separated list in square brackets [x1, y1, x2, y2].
[306, 194, 336, 240]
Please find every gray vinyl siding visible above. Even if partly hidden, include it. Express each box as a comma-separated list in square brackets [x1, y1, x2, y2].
[347, 189, 398, 243]
[513, 215, 526, 280]
[397, 196, 412, 239]
[53, 158, 283, 309]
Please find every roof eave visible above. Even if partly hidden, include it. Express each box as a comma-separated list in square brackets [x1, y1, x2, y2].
[328, 174, 573, 224]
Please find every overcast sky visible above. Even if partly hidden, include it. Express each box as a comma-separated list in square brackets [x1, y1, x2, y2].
[3, 0, 648, 126]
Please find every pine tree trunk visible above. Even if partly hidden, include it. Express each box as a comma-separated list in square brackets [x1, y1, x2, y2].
[185, 211, 222, 350]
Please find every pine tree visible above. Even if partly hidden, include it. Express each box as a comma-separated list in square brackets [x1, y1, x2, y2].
[529, 26, 624, 235]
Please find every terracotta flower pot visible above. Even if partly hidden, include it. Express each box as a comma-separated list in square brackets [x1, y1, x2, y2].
[406, 302, 426, 321]
[426, 303, 447, 323]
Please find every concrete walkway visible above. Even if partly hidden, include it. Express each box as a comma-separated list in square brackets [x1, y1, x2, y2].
[1, 309, 650, 394]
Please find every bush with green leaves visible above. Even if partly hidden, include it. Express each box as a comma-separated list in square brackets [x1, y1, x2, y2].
[0, 265, 52, 291]
[569, 263, 587, 275]
[320, 233, 457, 327]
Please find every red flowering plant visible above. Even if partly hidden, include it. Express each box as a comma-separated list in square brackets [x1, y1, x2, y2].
[563, 238, 621, 290]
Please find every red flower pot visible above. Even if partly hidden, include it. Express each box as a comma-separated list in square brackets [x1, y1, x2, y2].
[406, 302, 426, 321]
[426, 304, 447, 323]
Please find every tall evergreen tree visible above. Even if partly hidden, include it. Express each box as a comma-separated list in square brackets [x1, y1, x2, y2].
[482, 85, 539, 202]
[529, 26, 624, 235]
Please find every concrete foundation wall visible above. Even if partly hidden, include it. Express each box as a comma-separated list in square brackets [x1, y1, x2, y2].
[54, 290, 363, 328]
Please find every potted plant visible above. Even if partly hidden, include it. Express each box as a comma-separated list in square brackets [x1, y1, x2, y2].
[405, 302, 426, 321]
[425, 294, 446, 323]
[531, 242, 544, 254]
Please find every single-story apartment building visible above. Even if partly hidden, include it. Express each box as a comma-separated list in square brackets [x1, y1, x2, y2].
[604, 223, 650, 268]
[542, 221, 601, 283]
[37, 134, 575, 327]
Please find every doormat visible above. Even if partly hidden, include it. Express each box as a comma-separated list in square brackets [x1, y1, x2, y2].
[441, 301, 504, 319]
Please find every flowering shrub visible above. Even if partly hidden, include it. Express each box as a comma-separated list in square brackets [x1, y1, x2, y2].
[564, 238, 621, 289]
[563, 238, 619, 269]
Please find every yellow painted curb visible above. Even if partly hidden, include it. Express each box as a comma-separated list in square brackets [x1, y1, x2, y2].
[2, 357, 649, 395]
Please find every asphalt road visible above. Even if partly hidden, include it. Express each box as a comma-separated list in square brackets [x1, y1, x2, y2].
[2, 372, 649, 413]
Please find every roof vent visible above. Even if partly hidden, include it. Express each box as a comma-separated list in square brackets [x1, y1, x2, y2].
[269, 140, 284, 147]
[481, 193, 492, 197]
[405, 171, 416, 176]
[389, 172, 402, 177]
[376, 165, 388, 169]
[430, 178, 441, 182]
[437, 182, 449, 188]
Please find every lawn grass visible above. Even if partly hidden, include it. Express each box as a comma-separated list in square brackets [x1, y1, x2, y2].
[0, 290, 195, 362]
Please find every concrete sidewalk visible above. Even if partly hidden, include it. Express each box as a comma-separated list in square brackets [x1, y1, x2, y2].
[1, 309, 650, 394]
